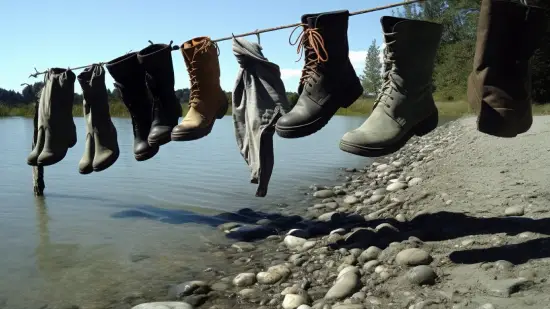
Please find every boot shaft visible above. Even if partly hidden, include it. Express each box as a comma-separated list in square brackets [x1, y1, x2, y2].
[41, 68, 76, 120]
[304, 10, 351, 65]
[77, 64, 111, 120]
[181, 37, 221, 84]
[380, 16, 443, 87]
[106, 52, 152, 116]
[473, 0, 547, 70]
[137, 43, 176, 87]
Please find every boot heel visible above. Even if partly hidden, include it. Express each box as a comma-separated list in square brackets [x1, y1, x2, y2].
[340, 77, 364, 108]
[216, 102, 229, 119]
[413, 111, 438, 136]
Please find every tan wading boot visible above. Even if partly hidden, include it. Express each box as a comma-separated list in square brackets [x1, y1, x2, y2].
[467, 0, 547, 138]
[27, 68, 78, 166]
[339, 17, 443, 157]
[106, 52, 159, 161]
[137, 42, 182, 146]
[275, 11, 363, 138]
[171, 37, 228, 141]
[77, 64, 119, 174]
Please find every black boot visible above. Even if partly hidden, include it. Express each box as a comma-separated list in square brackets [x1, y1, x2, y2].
[137, 42, 182, 147]
[275, 10, 363, 138]
[106, 52, 159, 161]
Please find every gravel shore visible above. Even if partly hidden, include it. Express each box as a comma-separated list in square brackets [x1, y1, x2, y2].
[131, 116, 550, 309]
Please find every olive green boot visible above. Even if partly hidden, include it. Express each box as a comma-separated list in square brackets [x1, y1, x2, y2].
[28, 68, 77, 166]
[339, 17, 443, 157]
[77, 64, 119, 174]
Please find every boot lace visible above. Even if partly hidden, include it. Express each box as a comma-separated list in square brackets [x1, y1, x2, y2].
[373, 40, 403, 110]
[289, 24, 329, 89]
[185, 38, 220, 107]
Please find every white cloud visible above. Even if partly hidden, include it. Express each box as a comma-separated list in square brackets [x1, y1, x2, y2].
[349, 50, 367, 70]
[280, 68, 302, 80]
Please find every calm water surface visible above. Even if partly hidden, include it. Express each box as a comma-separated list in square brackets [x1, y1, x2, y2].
[0, 115, 378, 309]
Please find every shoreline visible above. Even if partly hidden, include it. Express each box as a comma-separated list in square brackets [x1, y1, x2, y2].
[4, 99, 548, 118]
[127, 115, 550, 309]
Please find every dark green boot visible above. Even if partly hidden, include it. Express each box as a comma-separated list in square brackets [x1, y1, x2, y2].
[77, 64, 119, 174]
[106, 52, 159, 161]
[31, 68, 77, 166]
[137, 42, 182, 147]
[339, 17, 443, 157]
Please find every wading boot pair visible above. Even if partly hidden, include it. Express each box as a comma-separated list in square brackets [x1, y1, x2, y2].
[27, 68, 77, 166]
[77, 64, 119, 174]
[467, 0, 547, 138]
[171, 37, 228, 141]
[275, 10, 363, 138]
[106, 42, 181, 161]
[339, 16, 443, 157]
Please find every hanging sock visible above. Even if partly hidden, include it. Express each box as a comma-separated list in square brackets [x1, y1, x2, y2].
[232, 37, 291, 197]
[106, 52, 158, 162]
[275, 10, 363, 139]
[339, 17, 443, 157]
[137, 42, 182, 146]
[77, 64, 120, 174]
[467, 0, 546, 138]
[171, 37, 228, 141]
[27, 68, 77, 166]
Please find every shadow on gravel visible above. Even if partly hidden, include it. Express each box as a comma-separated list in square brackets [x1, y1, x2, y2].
[111, 206, 550, 264]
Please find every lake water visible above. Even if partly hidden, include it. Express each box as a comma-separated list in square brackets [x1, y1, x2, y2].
[0, 115, 378, 309]
[0, 115, 454, 309]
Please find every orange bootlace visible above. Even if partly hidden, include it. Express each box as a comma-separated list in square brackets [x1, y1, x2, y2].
[185, 38, 220, 106]
[289, 24, 329, 87]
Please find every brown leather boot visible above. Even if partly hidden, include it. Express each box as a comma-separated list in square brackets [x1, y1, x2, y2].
[171, 36, 228, 141]
[467, 0, 547, 137]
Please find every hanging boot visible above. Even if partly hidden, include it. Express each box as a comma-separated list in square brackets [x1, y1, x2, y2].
[275, 11, 363, 139]
[467, 0, 547, 138]
[77, 64, 119, 174]
[171, 36, 228, 141]
[137, 42, 182, 146]
[339, 16, 443, 157]
[106, 52, 159, 161]
[27, 68, 77, 166]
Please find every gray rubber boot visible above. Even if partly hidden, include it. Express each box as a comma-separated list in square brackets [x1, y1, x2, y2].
[77, 64, 119, 173]
[339, 16, 443, 157]
[33, 68, 77, 166]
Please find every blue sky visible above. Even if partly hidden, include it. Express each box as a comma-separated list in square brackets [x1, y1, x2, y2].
[0, 0, 400, 94]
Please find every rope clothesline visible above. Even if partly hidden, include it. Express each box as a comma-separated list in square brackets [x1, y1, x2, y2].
[27, 0, 424, 79]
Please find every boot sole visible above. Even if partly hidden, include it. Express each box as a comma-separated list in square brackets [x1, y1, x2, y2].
[92, 149, 120, 172]
[79, 166, 93, 175]
[467, 74, 531, 138]
[170, 103, 228, 142]
[135, 147, 159, 162]
[275, 84, 363, 139]
[339, 111, 439, 157]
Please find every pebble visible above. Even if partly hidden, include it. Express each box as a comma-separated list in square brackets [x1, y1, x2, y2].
[333, 305, 365, 309]
[396, 248, 433, 266]
[408, 177, 423, 186]
[386, 182, 408, 192]
[231, 242, 256, 252]
[238, 288, 262, 300]
[344, 196, 360, 205]
[297, 305, 313, 309]
[282, 294, 309, 309]
[330, 228, 347, 235]
[478, 304, 495, 309]
[287, 229, 309, 238]
[395, 214, 407, 222]
[314, 190, 335, 198]
[257, 264, 291, 284]
[485, 278, 533, 297]
[504, 205, 525, 216]
[325, 267, 361, 300]
[318, 212, 340, 222]
[363, 260, 380, 273]
[285, 235, 307, 250]
[376, 164, 389, 172]
[131, 302, 193, 309]
[233, 273, 256, 287]
[494, 260, 514, 270]
[406, 265, 437, 285]
[358, 246, 382, 264]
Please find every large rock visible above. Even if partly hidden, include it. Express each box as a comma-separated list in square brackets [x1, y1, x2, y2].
[325, 266, 362, 300]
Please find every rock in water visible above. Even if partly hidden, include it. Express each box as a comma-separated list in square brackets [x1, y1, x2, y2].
[132, 302, 194, 309]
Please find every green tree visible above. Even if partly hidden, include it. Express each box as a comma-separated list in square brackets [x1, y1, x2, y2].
[361, 39, 383, 95]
